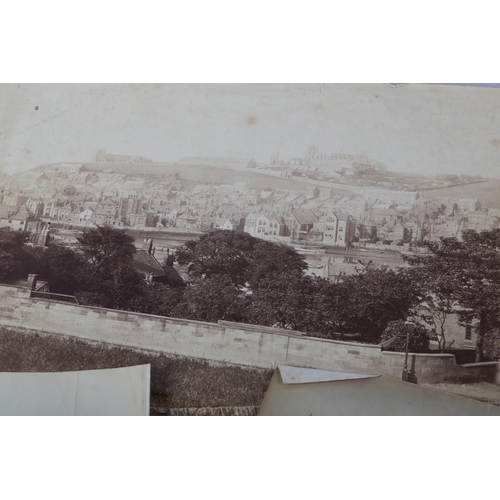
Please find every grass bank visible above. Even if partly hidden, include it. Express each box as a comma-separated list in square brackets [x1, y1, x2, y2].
[0, 326, 273, 412]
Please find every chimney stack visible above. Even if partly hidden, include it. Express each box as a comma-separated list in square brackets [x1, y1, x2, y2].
[143, 238, 153, 254]
[27, 274, 38, 290]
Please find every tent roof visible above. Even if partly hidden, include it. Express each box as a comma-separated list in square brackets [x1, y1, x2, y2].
[258, 366, 500, 416]
[278, 366, 377, 384]
[0, 364, 150, 416]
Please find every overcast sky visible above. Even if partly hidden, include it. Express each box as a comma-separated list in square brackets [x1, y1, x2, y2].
[1, 83, 500, 178]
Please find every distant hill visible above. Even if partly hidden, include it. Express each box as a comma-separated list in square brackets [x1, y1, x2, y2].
[23, 161, 353, 194]
[421, 180, 500, 209]
[84, 161, 309, 190]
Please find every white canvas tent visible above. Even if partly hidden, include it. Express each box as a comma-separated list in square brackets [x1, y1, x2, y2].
[258, 366, 500, 416]
[0, 364, 150, 416]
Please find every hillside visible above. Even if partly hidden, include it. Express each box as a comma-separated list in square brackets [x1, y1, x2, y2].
[82, 161, 348, 193]
[5, 160, 358, 196]
[421, 180, 500, 209]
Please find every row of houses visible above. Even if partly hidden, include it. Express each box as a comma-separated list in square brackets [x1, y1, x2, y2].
[2, 163, 498, 248]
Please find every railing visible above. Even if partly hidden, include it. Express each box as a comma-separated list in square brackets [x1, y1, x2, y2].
[30, 291, 79, 304]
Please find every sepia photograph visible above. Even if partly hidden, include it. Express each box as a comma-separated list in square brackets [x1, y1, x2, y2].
[1, 82, 500, 416]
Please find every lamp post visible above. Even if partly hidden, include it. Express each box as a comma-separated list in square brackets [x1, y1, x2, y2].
[402, 321, 413, 382]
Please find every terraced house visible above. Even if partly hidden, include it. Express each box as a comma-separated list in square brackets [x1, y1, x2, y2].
[313, 211, 355, 247]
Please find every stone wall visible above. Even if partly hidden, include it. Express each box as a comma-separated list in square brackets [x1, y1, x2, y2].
[0, 284, 497, 385]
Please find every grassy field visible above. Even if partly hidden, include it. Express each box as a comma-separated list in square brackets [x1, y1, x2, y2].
[421, 180, 500, 208]
[83, 161, 315, 191]
[0, 326, 273, 412]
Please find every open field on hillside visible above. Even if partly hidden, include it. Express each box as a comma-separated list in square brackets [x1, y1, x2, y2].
[84, 161, 311, 189]
[82, 161, 358, 194]
[421, 180, 500, 208]
[0, 326, 273, 412]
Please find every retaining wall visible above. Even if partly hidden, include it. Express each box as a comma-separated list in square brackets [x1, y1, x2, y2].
[0, 284, 497, 385]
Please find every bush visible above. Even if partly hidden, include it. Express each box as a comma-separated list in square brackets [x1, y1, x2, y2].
[380, 320, 432, 353]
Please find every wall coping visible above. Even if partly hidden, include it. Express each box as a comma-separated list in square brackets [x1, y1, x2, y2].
[27, 296, 221, 329]
[460, 361, 499, 368]
[218, 322, 382, 349]
[218, 320, 307, 338]
[381, 351, 456, 359]
[0, 284, 30, 292]
[299, 335, 382, 349]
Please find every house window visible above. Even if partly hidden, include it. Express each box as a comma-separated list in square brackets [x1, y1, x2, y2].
[465, 324, 472, 340]
[338, 226, 344, 232]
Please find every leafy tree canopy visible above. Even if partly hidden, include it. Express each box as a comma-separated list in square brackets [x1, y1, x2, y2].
[248, 273, 327, 333]
[176, 230, 306, 288]
[171, 275, 249, 323]
[0, 228, 34, 281]
[405, 229, 500, 360]
[337, 269, 420, 342]
[77, 225, 136, 275]
[380, 320, 432, 353]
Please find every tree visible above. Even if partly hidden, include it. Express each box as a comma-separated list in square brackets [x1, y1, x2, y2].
[248, 273, 327, 333]
[313, 279, 358, 340]
[31, 244, 89, 295]
[404, 265, 457, 353]
[171, 275, 249, 323]
[71, 225, 147, 310]
[176, 231, 257, 286]
[175, 230, 306, 289]
[336, 269, 420, 343]
[246, 239, 307, 288]
[405, 229, 500, 361]
[380, 320, 432, 353]
[418, 290, 456, 353]
[127, 283, 185, 317]
[76, 263, 146, 310]
[77, 225, 136, 275]
[0, 228, 33, 281]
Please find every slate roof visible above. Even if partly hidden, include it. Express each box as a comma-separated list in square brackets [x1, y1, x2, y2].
[291, 209, 318, 225]
[0, 204, 14, 219]
[132, 250, 165, 276]
[371, 208, 401, 216]
[10, 206, 30, 220]
[132, 250, 185, 286]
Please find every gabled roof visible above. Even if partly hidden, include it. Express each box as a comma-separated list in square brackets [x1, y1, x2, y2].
[336, 213, 350, 221]
[212, 217, 231, 226]
[371, 208, 401, 216]
[291, 209, 318, 225]
[10, 205, 30, 220]
[132, 250, 165, 276]
[0, 204, 15, 219]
